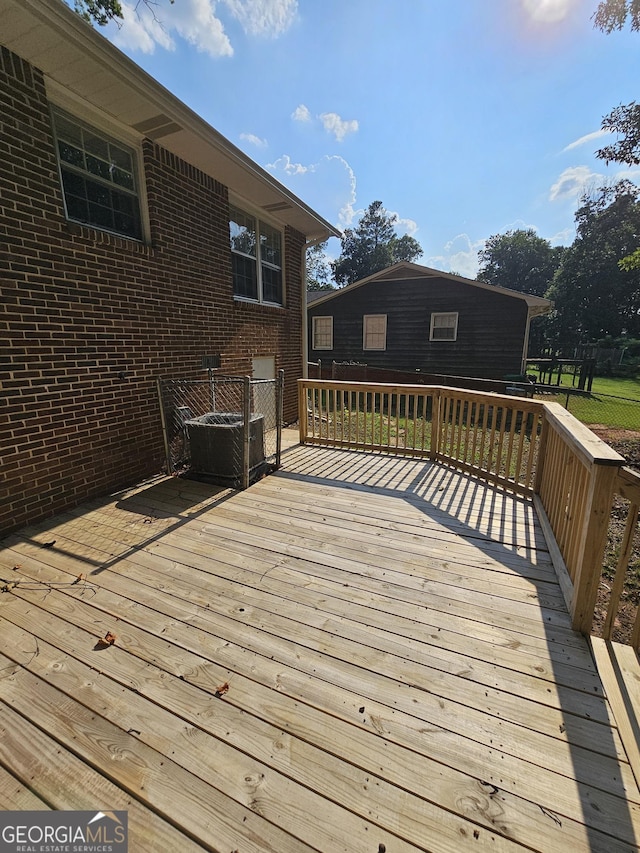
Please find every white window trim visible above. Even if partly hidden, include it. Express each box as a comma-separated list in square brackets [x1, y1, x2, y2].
[230, 202, 285, 307]
[363, 314, 387, 351]
[430, 312, 459, 342]
[50, 105, 147, 243]
[312, 316, 333, 350]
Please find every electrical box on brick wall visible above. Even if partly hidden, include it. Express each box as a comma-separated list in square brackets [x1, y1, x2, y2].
[201, 355, 221, 369]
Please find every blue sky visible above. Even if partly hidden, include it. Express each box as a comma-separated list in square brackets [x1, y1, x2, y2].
[97, 0, 639, 277]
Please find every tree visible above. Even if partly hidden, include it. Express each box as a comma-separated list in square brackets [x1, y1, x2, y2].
[593, 3, 640, 269]
[596, 102, 640, 166]
[74, 0, 123, 25]
[593, 0, 640, 32]
[306, 241, 334, 291]
[546, 182, 640, 348]
[477, 229, 564, 297]
[73, 0, 174, 26]
[331, 201, 422, 287]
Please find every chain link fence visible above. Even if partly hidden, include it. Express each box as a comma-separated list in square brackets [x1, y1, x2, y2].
[157, 372, 284, 488]
[533, 388, 640, 431]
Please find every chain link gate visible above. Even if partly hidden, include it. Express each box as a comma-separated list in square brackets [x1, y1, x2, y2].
[156, 370, 284, 488]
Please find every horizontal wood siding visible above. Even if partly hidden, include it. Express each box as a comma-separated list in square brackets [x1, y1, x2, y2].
[309, 276, 530, 379]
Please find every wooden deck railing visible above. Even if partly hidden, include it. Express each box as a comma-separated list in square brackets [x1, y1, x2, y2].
[601, 467, 640, 648]
[299, 380, 545, 494]
[533, 402, 624, 633]
[298, 379, 632, 638]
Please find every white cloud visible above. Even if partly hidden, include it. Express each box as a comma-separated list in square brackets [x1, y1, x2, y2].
[562, 129, 612, 153]
[327, 155, 358, 228]
[549, 226, 574, 246]
[549, 166, 599, 201]
[393, 214, 419, 237]
[108, 0, 296, 56]
[111, 0, 233, 56]
[616, 166, 640, 185]
[429, 234, 484, 279]
[110, 0, 177, 53]
[319, 112, 359, 142]
[521, 0, 577, 23]
[266, 153, 356, 230]
[291, 104, 312, 122]
[267, 154, 312, 176]
[240, 132, 267, 147]
[223, 0, 297, 37]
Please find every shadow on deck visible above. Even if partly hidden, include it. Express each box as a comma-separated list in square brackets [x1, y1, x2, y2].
[0, 444, 638, 852]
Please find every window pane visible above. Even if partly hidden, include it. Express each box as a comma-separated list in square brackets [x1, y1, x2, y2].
[65, 193, 89, 222]
[313, 317, 333, 349]
[364, 315, 386, 349]
[230, 206, 257, 257]
[232, 253, 258, 299]
[431, 313, 458, 340]
[54, 113, 83, 145]
[114, 211, 135, 235]
[112, 191, 134, 215]
[88, 201, 114, 229]
[61, 169, 86, 197]
[111, 167, 134, 190]
[85, 153, 111, 180]
[110, 145, 133, 172]
[86, 181, 111, 207]
[259, 221, 281, 268]
[53, 109, 142, 240]
[58, 141, 84, 168]
[262, 264, 282, 304]
[83, 131, 109, 160]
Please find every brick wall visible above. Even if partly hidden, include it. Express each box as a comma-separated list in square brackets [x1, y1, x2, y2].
[0, 47, 306, 537]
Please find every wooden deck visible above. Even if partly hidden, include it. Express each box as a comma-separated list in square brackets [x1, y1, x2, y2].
[1, 444, 639, 852]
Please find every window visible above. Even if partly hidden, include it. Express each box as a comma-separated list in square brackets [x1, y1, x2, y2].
[363, 314, 387, 350]
[430, 312, 458, 341]
[52, 109, 142, 240]
[312, 316, 333, 350]
[230, 205, 283, 304]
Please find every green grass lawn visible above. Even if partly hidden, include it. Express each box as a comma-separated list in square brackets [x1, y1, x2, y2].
[556, 374, 640, 401]
[534, 373, 640, 430]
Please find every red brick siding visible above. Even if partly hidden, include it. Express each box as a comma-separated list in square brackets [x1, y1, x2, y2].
[1, 47, 305, 536]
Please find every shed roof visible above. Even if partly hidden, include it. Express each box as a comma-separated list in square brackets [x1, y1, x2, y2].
[309, 262, 552, 317]
[0, 0, 340, 243]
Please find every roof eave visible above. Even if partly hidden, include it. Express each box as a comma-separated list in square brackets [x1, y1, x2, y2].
[2, 0, 339, 242]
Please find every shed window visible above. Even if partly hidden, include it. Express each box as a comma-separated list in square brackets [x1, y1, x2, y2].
[312, 316, 333, 350]
[52, 109, 142, 240]
[363, 314, 387, 350]
[230, 205, 283, 305]
[430, 312, 458, 341]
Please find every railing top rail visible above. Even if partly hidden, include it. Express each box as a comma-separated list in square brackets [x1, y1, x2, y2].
[300, 378, 624, 470]
[299, 378, 543, 406]
[543, 401, 625, 468]
[617, 467, 640, 504]
[300, 378, 435, 394]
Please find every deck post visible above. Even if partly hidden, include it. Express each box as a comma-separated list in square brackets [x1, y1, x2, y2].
[275, 368, 284, 469]
[429, 389, 441, 461]
[242, 375, 251, 490]
[298, 379, 308, 444]
[156, 377, 173, 474]
[533, 413, 549, 495]
[570, 462, 619, 634]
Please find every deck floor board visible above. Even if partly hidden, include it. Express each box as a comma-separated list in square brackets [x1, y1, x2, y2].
[1, 445, 639, 851]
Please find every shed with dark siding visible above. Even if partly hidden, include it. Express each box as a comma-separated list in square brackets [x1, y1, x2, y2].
[307, 262, 551, 380]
